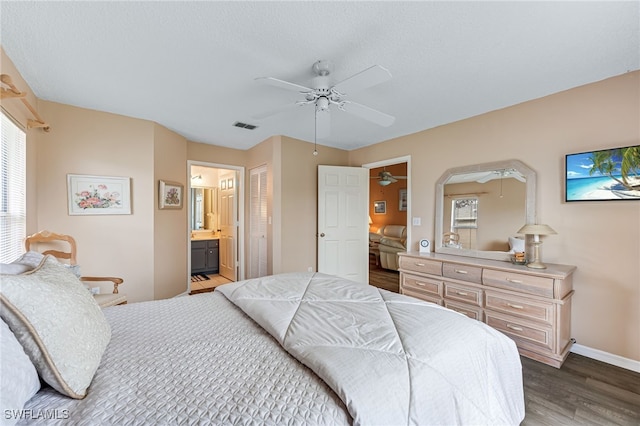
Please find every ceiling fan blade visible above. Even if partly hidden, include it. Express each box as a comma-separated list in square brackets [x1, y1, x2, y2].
[332, 65, 392, 94]
[315, 108, 331, 139]
[341, 101, 395, 127]
[255, 77, 313, 93]
[252, 102, 301, 119]
[476, 172, 497, 183]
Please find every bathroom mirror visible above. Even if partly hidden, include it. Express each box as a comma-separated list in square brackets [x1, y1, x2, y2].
[191, 187, 217, 231]
[435, 159, 536, 261]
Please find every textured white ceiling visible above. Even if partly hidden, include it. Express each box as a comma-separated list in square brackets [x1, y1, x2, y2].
[1, 1, 638, 151]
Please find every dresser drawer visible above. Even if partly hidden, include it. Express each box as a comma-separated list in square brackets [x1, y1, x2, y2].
[444, 300, 483, 321]
[485, 291, 554, 325]
[402, 274, 442, 297]
[443, 263, 482, 284]
[399, 256, 442, 276]
[444, 282, 482, 306]
[486, 312, 553, 351]
[401, 287, 442, 305]
[483, 269, 554, 298]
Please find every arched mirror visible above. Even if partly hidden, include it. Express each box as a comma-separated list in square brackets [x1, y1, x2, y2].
[435, 159, 536, 261]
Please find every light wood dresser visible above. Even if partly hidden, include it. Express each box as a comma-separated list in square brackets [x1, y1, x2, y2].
[398, 251, 576, 368]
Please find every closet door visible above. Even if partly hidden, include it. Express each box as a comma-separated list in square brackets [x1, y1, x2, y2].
[249, 165, 268, 278]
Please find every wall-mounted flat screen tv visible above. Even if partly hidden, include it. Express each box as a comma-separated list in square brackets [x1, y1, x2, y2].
[565, 145, 640, 202]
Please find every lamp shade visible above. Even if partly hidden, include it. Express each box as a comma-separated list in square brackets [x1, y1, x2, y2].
[517, 224, 557, 236]
[368, 215, 373, 225]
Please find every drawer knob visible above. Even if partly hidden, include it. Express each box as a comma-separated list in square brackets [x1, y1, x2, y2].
[506, 324, 524, 332]
[506, 278, 523, 284]
[507, 303, 524, 310]
[455, 290, 468, 296]
[454, 269, 468, 274]
[415, 262, 426, 267]
[415, 282, 426, 287]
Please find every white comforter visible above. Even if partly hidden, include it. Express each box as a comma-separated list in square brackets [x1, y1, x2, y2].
[218, 272, 525, 426]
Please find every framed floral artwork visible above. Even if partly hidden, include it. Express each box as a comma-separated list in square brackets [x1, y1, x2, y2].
[67, 174, 131, 215]
[159, 180, 184, 209]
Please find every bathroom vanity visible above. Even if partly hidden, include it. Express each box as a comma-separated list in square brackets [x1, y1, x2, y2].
[191, 238, 219, 274]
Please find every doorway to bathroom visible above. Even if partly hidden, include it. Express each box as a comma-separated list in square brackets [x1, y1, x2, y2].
[188, 161, 245, 294]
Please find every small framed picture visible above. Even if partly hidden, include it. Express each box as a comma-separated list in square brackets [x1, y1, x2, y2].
[373, 200, 386, 215]
[399, 189, 407, 211]
[221, 180, 227, 190]
[159, 180, 184, 209]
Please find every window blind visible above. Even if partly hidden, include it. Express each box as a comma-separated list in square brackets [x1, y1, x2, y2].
[1, 112, 26, 263]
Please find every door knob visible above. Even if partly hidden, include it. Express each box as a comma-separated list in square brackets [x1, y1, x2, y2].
[319, 233, 325, 237]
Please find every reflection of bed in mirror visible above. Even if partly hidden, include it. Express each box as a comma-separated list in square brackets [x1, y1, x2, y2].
[435, 160, 536, 261]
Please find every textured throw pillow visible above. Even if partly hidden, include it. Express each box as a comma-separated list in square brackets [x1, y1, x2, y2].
[0, 319, 41, 425]
[0, 255, 111, 399]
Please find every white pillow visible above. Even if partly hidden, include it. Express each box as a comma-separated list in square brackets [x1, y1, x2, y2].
[508, 236, 525, 253]
[0, 319, 41, 425]
[0, 255, 111, 399]
[11, 251, 45, 268]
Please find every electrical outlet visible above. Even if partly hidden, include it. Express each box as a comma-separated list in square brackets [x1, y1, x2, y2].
[91, 287, 100, 295]
[307, 267, 313, 272]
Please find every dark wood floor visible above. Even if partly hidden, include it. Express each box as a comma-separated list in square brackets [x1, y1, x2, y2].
[368, 264, 640, 425]
[522, 353, 640, 425]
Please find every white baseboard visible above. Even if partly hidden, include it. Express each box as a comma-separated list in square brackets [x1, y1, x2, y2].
[571, 343, 640, 373]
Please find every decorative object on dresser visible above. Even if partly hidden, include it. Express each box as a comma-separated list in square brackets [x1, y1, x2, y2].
[399, 251, 576, 368]
[517, 223, 557, 269]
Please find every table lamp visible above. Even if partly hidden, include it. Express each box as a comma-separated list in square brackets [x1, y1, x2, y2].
[517, 224, 557, 269]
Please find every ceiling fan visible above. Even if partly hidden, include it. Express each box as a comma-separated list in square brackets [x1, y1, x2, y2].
[372, 169, 407, 186]
[476, 168, 525, 183]
[254, 60, 395, 139]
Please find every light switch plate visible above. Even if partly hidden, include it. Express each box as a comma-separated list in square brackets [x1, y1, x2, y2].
[412, 217, 421, 226]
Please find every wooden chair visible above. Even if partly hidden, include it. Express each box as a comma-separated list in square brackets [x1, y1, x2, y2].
[24, 230, 127, 308]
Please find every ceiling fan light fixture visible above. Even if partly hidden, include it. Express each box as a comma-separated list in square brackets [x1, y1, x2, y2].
[378, 179, 392, 187]
[312, 60, 333, 77]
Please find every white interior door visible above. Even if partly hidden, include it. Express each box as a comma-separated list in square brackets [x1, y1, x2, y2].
[317, 165, 369, 283]
[249, 165, 268, 278]
[219, 171, 237, 281]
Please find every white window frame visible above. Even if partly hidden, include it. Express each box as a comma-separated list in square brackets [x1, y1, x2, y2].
[1, 111, 27, 263]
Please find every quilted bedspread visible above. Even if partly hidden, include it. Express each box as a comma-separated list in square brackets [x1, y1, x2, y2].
[217, 272, 525, 426]
[21, 292, 350, 425]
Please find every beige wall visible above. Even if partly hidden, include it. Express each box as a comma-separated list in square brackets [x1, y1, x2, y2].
[349, 72, 640, 362]
[153, 123, 188, 299]
[34, 101, 156, 302]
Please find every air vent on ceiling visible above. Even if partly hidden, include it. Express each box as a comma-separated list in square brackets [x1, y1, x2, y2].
[233, 121, 258, 130]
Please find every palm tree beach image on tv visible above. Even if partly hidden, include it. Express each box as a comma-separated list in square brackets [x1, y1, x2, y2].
[565, 145, 640, 202]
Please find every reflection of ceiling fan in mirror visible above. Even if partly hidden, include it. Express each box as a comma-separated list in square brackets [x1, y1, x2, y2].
[254, 60, 395, 139]
[372, 169, 407, 186]
[476, 168, 525, 183]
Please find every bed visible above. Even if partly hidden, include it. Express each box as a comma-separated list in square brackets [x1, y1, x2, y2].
[1, 256, 525, 425]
